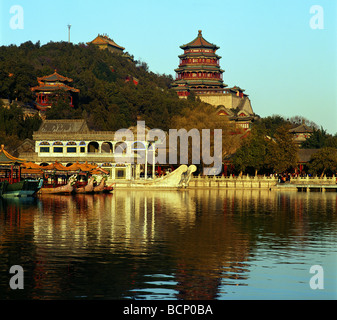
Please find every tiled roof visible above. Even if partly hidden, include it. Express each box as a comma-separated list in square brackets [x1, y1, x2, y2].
[0, 145, 26, 164]
[180, 30, 219, 50]
[88, 34, 125, 50]
[38, 70, 73, 83]
[31, 84, 80, 93]
[36, 119, 90, 134]
[289, 123, 314, 133]
[298, 149, 318, 162]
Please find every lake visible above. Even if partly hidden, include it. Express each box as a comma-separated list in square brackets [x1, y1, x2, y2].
[0, 189, 336, 300]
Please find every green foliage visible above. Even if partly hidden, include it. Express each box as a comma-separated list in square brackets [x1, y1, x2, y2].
[232, 126, 269, 175]
[266, 124, 299, 173]
[233, 124, 299, 174]
[254, 115, 289, 138]
[301, 127, 337, 149]
[0, 41, 191, 133]
[308, 147, 337, 176]
[0, 104, 42, 151]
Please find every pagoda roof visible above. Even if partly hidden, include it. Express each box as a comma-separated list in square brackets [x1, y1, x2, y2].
[31, 83, 80, 93]
[175, 65, 224, 72]
[289, 123, 314, 133]
[0, 145, 26, 165]
[180, 30, 219, 50]
[88, 34, 125, 51]
[38, 70, 74, 83]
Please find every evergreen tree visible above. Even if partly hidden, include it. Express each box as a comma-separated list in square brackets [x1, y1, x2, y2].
[232, 126, 269, 175]
[266, 124, 299, 173]
[308, 147, 337, 177]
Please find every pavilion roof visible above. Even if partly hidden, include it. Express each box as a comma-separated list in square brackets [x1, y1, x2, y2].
[0, 145, 26, 165]
[180, 30, 219, 50]
[88, 34, 125, 51]
[178, 52, 222, 59]
[31, 83, 80, 93]
[38, 70, 74, 83]
[289, 123, 314, 133]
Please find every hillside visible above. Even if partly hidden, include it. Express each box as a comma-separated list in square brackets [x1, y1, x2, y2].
[0, 40, 204, 136]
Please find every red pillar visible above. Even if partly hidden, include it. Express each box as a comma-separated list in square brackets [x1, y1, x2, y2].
[10, 165, 13, 184]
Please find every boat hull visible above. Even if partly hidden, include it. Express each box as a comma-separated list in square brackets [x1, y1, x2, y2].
[0, 179, 42, 198]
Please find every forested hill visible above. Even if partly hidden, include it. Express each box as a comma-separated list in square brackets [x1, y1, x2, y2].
[0, 40, 202, 132]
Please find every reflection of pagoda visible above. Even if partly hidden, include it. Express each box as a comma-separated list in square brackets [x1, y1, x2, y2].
[172, 30, 226, 97]
[31, 70, 79, 111]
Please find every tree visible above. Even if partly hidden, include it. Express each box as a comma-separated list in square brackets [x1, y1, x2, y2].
[254, 115, 289, 138]
[308, 147, 337, 177]
[301, 127, 330, 149]
[232, 126, 269, 175]
[45, 91, 82, 120]
[266, 124, 299, 173]
[170, 103, 243, 173]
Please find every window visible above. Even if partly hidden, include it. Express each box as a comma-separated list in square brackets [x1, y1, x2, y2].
[116, 168, 126, 179]
[53, 147, 63, 153]
[40, 147, 50, 153]
[67, 147, 77, 153]
[80, 147, 85, 153]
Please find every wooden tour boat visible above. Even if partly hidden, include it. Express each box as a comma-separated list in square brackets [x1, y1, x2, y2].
[0, 145, 42, 198]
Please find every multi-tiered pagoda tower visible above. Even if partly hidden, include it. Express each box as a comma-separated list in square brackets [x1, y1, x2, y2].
[172, 30, 226, 97]
[172, 30, 258, 130]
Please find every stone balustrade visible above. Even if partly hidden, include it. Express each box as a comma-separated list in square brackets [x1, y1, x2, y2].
[188, 175, 336, 189]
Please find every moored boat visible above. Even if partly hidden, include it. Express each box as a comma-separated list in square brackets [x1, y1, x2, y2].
[75, 176, 96, 194]
[0, 179, 43, 198]
[38, 174, 78, 194]
[93, 175, 107, 193]
[0, 145, 42, 198]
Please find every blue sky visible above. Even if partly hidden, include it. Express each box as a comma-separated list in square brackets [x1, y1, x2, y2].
[1, 0, 336, 134]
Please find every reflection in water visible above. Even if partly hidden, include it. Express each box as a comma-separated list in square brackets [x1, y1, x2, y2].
[0, 189, 336, 300]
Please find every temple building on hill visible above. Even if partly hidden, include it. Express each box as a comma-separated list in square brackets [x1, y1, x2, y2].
[87, 34, 125, 54]
[171, 30, 258, 130]
[172, 30, 225, 97]
[31, 70, 79, 111]
[289, 121, 314, 146]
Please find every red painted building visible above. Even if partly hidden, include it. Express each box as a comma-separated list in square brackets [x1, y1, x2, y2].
[171, 30, 226, 97]
[31, 70, 79, 111]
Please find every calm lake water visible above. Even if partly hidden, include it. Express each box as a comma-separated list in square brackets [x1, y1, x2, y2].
[0, 189, 336, 300]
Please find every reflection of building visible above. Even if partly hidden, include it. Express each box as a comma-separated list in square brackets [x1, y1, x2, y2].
[171, 30, 258, 130]
[18, 119, 163, 181]
[31, 70, 80, 111]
